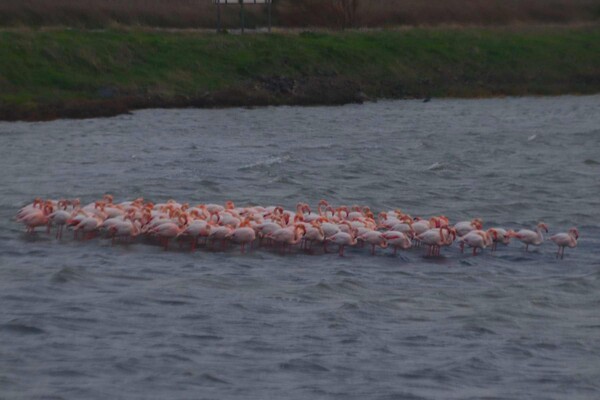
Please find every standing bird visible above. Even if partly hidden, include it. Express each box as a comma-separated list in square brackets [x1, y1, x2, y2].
[226, 220, 256, 253]
[487, 227, 513, 252]
[417, 226, 454, 256]
[325, 231, 357, 257]
[454, 218, 483, 237]
[267, 225, 306, 254]
[458, 230, 493, 256]
[510, 222, 548, 252]
[381, 231, 412, 255]
[148, 222, 183, 250]
[549, 227, 579, 259]
[358, 231, 388, 256]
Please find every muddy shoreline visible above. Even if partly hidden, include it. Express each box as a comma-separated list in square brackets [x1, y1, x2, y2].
[0, 76, 372, 122]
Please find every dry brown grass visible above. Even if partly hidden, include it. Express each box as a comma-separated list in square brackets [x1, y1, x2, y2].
[278, 0, 600, 28]
[0, 0, 262, 28]
[0, 0, 598, 28]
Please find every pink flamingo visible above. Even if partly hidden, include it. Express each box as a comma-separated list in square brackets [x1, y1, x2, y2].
[18, 201, 54, 234]
[454, 218, 483, 237]
[74, 216, 103, 240]
[325, 231, 357, 257]
[510, 222, 548, 251]
[226, 220, 256, 253]
[148, 222, 183, 250]
[207, 225, 234, 250]
[267, 225, 306, 254]
[358, 231, 388, 255]
[178, 220, 211, 251]
[48, 209, 74, 239]
[382, 231, 412, 255]
[303, 222, 325, 251]
[417, 226, 454, 256]
[549, 227, 579, 259]
[487, 228, 513, 252]
[458, 230, 494, 256]
[107, 219, 140, 245]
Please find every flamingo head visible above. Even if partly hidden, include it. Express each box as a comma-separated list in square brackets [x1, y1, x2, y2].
[225, 201, 235, 210]
[295, 224, 307, 238]
[487, 228, 498, 240]
[189, 209, 200, 219]
[399, 215, 412, 225]
[472, 218, 483, 230]
[178, 213, 188, 226]
[569, 227, 579, 239]
[538, 222, 549, 233]
[209, 211, 220, 223]
[430, 217, 441, 228]
[437, 215, 450, 226]
[43, 203, 54, 215]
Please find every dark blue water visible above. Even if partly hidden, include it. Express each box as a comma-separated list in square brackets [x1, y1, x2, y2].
[1, 96, 600, 399]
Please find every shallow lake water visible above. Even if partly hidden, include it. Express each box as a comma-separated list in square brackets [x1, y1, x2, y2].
[1, 96, 599, 399]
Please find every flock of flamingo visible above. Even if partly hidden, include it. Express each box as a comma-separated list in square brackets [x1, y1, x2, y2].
[15, 196, 579, 259]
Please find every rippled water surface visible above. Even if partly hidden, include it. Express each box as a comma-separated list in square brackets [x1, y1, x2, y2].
[1, 96, 600, 399]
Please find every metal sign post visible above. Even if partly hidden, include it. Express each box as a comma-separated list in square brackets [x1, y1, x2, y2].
[216, 1, 221, 33]
[240, 0, 245, 34]
[213, 0, 272, 33]
[268, 0, 271, 33]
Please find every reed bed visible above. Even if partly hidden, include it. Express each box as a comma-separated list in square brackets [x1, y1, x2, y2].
[0, 0, 597, 29]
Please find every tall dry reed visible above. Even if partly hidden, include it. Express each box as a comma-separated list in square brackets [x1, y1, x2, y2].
[0, 0, 597, 28]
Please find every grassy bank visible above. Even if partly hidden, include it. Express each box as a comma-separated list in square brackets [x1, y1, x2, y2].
[1, 26, 599, 120]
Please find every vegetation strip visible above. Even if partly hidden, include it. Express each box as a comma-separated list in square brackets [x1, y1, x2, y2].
[1, 27, 599, 121]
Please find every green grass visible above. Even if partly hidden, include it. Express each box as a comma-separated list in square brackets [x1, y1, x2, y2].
[1, 27, 599, 118]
